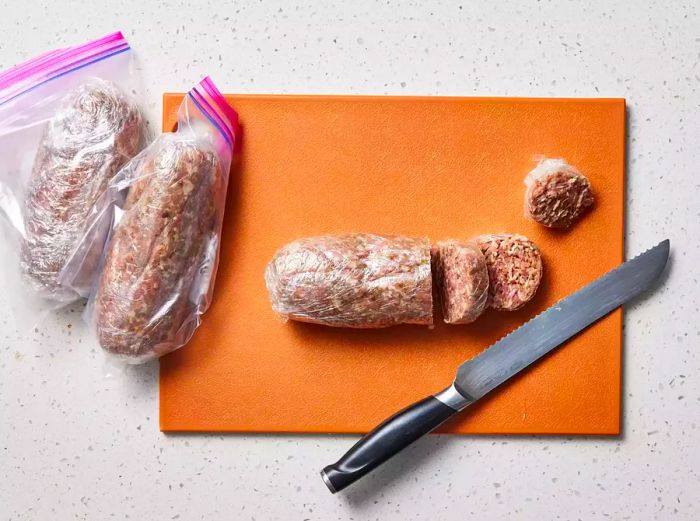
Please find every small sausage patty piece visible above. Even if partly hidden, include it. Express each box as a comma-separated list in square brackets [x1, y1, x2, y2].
[265, 234, 433, 328]
[524, 158, 594, 229]
[475, 234, 543, 311]
[432, 240, 489, 324]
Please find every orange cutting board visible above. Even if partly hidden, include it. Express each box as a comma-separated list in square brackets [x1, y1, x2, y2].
[159, 94, 625, 435]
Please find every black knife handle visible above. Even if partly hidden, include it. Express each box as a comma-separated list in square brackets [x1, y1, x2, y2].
[321, 394, 458, 493]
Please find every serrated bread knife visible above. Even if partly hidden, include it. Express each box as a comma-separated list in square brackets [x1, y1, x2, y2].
[321, 240, 670, 493]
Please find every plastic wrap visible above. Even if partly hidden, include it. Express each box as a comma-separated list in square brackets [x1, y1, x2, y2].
[265, 234, 434, 328]
[0, 31, 144, 307]
[22, 80, 142, 300]
[524, 157, 594, 229]
[475, 234, 543, 311]
[432, 240, 489, 324]
[87, 77, 237, 363]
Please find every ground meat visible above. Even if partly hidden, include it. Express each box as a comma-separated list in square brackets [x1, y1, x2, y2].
[475, 234, 543, 311]
[95, 137, 221, 361]
[524, 158, 594, 229]
[20, 79, 143, 301]
[432, 240, 489, 324]
[265, 234, 433, 328]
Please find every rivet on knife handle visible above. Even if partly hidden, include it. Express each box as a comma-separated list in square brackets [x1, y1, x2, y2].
[321, 385, 471, 494]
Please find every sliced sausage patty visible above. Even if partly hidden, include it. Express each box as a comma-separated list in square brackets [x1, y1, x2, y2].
[475, 234, 543, 311]
[432, 240, 489, 324]
[524, 158, 594, 229]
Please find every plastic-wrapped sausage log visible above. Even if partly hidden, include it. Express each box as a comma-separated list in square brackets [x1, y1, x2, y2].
[265, 234, 434, 328]
[90, 77, 238, 363]
[432, 240, 489, 324]
[21, 80, 143, 300]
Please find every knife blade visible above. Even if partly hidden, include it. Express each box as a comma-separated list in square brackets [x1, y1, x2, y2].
[321, 239, 670, 493]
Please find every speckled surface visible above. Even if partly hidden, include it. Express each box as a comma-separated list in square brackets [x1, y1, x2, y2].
[1, 1, 699, 519]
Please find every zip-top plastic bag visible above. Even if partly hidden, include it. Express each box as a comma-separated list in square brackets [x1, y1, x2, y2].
[0, 31, 145, 312]
[76, 77, 238, 364]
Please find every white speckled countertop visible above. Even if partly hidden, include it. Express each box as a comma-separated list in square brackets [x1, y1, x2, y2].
[1, 1, 699, 519]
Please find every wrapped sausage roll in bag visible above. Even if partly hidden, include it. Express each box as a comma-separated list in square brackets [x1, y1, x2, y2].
[82, 77, 238, 363]
[0, 32, 145, 312]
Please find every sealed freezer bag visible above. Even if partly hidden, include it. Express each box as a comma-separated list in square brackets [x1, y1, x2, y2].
[0, 32, 145, 308]
[85, 77, 238, 363]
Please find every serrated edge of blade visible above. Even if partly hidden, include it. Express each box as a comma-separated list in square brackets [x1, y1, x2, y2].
[454, 238, 669, 388]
